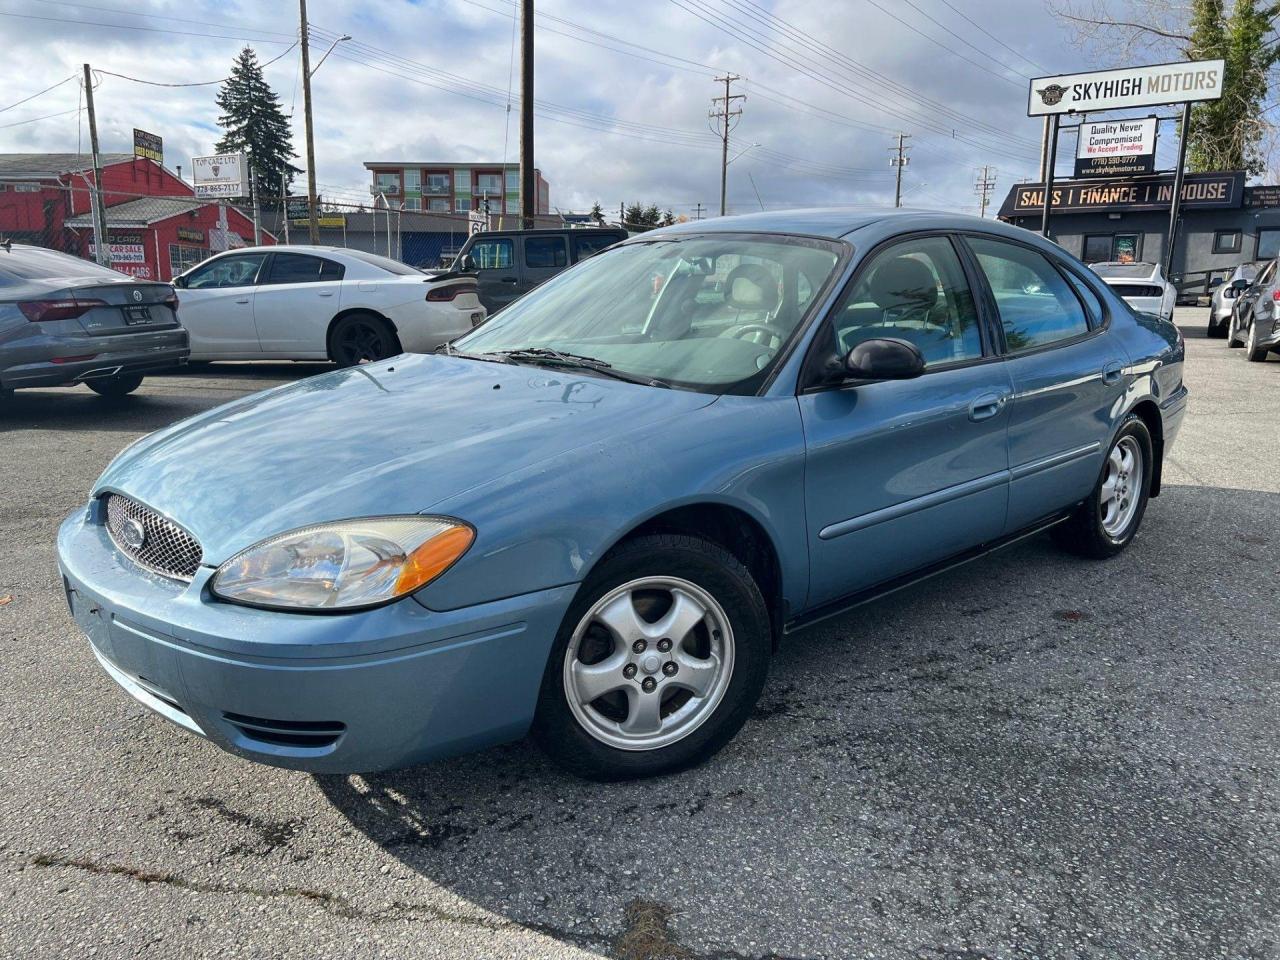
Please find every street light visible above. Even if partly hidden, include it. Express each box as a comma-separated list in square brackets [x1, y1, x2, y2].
[310, 34, 351, 77]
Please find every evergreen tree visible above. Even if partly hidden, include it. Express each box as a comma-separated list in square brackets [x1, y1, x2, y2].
[215, 47, 300, 204]
[589, 201, 605, 224]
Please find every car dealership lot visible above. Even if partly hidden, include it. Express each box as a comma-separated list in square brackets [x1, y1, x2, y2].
[0, 312, 1277, 960]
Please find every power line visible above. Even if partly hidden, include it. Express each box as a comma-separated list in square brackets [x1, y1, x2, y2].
[94, 42, 300, 87]
[930, 0, 1052, 74]
[0, 9, 297, 44]
[0, 107, 81, 130]
[28, 0, 298, 37]
[0, 75, 77, 114]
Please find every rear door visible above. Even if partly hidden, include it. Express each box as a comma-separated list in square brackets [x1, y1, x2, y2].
[252, 252, 345, 355]
[520, 234, 569, 294]
[465, 236, 520, 313]
[176, 252, 267, 357]
[962, 234, 1130, 533]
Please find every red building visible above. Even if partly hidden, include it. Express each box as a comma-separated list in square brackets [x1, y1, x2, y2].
[0, 153, 271, 281]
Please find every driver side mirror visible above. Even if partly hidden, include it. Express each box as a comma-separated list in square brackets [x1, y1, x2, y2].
[172, 275, 187, 289]
[843, 338, 926, 382]
[457, 254, 476, 273]
[1232, 277, 1251, 291]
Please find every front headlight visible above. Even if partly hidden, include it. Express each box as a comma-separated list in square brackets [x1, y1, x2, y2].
[210, 517, 474, 611]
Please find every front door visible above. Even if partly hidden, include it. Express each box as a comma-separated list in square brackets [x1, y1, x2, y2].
[961, 234, 1130, 532]
[177, 252, 267, 357]
[252, 252, 345, 355]
[466, 236, 521, 313]
[800, 234, 1014, 608]
[520, 234, 569, 295]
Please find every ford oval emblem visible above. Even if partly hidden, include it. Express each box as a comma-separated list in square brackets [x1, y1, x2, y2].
[133, 289, 144, 302]
[121, 518, 147, 551]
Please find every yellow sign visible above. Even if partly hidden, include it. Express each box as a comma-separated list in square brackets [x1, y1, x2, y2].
[291, 216, 347, 228]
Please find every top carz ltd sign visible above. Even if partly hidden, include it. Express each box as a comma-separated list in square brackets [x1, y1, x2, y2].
[1028, 59, 1224, 116]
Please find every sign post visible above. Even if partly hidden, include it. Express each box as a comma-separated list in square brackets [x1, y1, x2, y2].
[1027, 59, 1225, 263]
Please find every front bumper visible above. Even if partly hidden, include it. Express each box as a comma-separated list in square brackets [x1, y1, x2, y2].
[57, 505, 574, 773]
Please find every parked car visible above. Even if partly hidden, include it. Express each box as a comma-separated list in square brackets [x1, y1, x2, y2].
[1226, 255, 1280, 361]
[455, 227, 627, 313]
[1088, 261, 1177, 320]
[1206, 262, 1261, 337]
[172, 245, 485, 365]
[58, 210, 1186, 781]
[0, 242, 187, 404]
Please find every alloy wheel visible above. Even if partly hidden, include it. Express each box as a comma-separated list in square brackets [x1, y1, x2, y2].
[336, 321, 390, 365]
[562, 576, 734, 751]
[1100, 436, 1143, 539]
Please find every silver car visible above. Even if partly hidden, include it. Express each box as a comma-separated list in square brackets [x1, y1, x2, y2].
[0, 243, 188, 404]
[1227, 256, 1280, 362]
[1207, 262, 1261, 338]
[1089, 261, 1177, 320]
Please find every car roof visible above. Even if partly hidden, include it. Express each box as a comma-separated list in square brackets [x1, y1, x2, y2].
[468, 227, 624, 237]
[640, 207, 1032, 241]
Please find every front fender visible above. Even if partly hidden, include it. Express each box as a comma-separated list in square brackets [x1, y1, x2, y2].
[414, 394, 809, 614]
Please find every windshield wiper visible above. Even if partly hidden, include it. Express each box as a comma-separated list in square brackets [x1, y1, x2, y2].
[435, 341, 515, 364]
[495, 347, 670, 388]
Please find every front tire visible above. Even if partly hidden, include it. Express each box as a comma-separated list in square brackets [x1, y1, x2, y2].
[1245, 320, 1270, 362]
[85, 374, 144, 398]
[1052, 414, 1153, 559]
[1227, 312, 1245, 347]
[1207, 310, 1227, 338]
[328, 313, 401, 367]
[532, 534, 771, 781]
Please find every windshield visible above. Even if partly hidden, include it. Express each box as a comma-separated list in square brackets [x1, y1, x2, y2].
[454, 233, 844, 393]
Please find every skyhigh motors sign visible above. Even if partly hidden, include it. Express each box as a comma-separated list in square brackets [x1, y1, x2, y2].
[1029, 59, 1224, 116]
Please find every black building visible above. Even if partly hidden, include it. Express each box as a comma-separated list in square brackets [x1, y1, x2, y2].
[998, 170, 1280, 297]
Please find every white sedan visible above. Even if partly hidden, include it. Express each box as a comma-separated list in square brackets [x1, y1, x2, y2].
[172, 246, 486, 364]
[1088, 261, 1178, 321]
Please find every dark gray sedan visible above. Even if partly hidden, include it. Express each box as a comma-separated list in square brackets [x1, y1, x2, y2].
[0, 243, 188, 403]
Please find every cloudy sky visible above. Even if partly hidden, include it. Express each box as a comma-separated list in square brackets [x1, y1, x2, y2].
[0, 0, 1174, 217]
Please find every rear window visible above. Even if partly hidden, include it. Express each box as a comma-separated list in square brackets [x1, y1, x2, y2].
[1090, 262, 1157, 280]
[525, 236, 568, 269]
[0, 246, 125, 283]
[340, 249, 422, 276]
[572, 232, 622, 262]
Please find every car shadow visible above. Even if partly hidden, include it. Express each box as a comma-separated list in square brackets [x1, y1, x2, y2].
[314, 484, 1280, 958]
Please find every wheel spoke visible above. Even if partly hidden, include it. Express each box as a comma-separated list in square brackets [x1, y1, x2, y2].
[1108, 447, 1123, 475]
[594, 593, 647, 644]
[571, 654, 629, 703]
[1100, 475, 1119, 503]
[621, 686, 664, 735]
[1118, 446, 1134, 474]
[671, 649, 720, 698]
[646, 588, 706, 642]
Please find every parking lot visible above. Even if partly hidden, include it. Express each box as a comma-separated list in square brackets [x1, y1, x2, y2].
[0, 306, 1276, 959]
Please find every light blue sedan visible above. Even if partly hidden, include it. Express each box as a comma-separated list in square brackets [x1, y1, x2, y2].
[58, 210, 1188, 781]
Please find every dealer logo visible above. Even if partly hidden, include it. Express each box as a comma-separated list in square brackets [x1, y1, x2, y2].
[120, 518, 147, 551]
[1037, 84, 1067, 106]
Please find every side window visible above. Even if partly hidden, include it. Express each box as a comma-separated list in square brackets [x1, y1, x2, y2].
[264, 253, 342, 285]
[468, 238, 513, 270]
[829, 235, 983, 368]
[572, 232, 621, 262]
[525, 236, 568, 269]
[1062, 269, 1105, 328]
[967, 237, 1090, 351]
[184, 253, 267, 289]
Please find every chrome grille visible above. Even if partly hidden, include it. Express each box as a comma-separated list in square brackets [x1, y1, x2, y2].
[104, 493, 203, 582]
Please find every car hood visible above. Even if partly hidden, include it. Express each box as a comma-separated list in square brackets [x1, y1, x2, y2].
[95, 354, 717, 565]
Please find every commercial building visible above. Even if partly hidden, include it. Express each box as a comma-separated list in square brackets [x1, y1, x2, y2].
[998, 169, 1280, 294]
[0, 152, 267, 280]
[362, 161, 550, 217]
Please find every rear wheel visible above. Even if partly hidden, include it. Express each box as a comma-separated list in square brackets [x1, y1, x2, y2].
[1245, 320, 1271, 362]
[1052, 414, 1153, 559]
[328, 313, 401, 367]
[1227, 312, 1244, 347]
[532, 534, 771, 781]
[1207, 310, 1226, 338]
[85, 374, 144, 398]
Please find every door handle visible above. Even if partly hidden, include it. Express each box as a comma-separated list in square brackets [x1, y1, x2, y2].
[1102, 361, 1123, 385]
[968, 392, 1007, 422]
[234, 298, 250, 304]
[500, 276, 519, 284]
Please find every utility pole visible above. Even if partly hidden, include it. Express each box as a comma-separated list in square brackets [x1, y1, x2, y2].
[974, 165, 997, 218]
[82, 64, 110, 266]
[710, 74, 744, 216]
[250, 167, 262, 245]
[299, 0, 319, 245]
[693, 202, 705, 220]
[281, 171, 290, 244]
[519, 0, 536, 228]
[889, 133, 911, 208]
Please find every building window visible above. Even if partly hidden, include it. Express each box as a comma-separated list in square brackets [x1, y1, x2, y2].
[424, 173, 450, 194]
[1082, 233, 1142, 264]
[168, 244, 209, 276]
[1213, 229, 1242, 255]
[475, 173, 503, 197]
[454, 168, 470, 192]
[1257, 228, 1280, 260]
[1082, 235, 1112, 263]
[505, 197, 518, 214]
[505, 169, 518, 192]
[455, 198, 470, 213]
[427, 198, 448, 212]
[404, 197, 421, 211]
[404, 168, 420, 192]
[374, 171, 401, 195]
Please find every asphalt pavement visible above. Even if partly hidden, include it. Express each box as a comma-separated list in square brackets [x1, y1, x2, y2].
[0, 309, 1277, 959]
